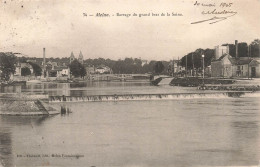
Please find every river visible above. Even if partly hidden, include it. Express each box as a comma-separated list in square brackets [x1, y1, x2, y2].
[0, 81, 260, 167]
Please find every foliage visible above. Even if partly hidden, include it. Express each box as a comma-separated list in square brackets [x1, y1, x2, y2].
[21, 67, 31, 76]
[154, 61, 165, 74]
[0, 53, 16, 81]
[69, 59, 86, 78]
[250, 39, 260, 57]
[18, 56, 28, 63]
[28, 62, 42, 76]
[84, 58, 169, 75]
[180, 48, 215, 70]
[226, 43, 248, 57]
[111, 58, 142, 74]
[225, 40, 260, 58]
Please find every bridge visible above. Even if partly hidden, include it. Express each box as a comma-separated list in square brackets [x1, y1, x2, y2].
[86, 74, 152, 81]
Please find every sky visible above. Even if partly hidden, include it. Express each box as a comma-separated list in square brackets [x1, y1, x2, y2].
[0, 0, 260, 61]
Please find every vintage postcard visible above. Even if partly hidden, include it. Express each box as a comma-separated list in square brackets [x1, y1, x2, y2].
[0, 0, 260, 166]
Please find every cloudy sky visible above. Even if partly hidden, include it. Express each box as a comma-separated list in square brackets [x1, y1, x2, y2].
[0, 0, 260, 60]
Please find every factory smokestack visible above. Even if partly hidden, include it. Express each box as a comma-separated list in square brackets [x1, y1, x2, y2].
[235, 40, 238, 58]
[43, 48, 46, 77]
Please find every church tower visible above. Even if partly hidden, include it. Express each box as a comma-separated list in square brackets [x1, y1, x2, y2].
[78, 51, 84, 64]
[70, 52, 75, 63]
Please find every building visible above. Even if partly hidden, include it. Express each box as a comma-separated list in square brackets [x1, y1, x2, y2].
[46, 61, 58, 70]
[211, 40, 260, 78]
[78, 51, 84, 64]
[212, 55, 260, 78]
[70, 52, 75, 63]
[214, 45, 229, 60]
[230, 58, 253, 78]
[249, 59, 260, 78]
[49, 66, 70, 78]
[211, 54, 255, 78]
[85, 66, 95, 75]
[168, 60, 185, 76]
[95, 65, 112, 74]
[211, 54, 233, 78]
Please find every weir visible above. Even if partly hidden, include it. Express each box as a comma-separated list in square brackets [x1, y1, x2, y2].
[49, 91, 257, 103]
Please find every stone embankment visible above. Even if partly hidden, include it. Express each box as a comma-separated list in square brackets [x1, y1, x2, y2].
[0, 93, 60, 115]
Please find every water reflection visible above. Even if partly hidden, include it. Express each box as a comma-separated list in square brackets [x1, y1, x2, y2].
[0, 85, 22, 94]
[1, 115, 56, 126]
[0, 81, 153, 96]
[0, 115, 57, 167]
[229, 99, 260, 165]
[0, 128, 13, 167]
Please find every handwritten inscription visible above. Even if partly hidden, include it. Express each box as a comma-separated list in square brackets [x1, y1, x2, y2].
[191, 1, 237, 24]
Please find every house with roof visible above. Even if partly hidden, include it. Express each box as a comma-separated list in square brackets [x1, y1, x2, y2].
[49, 66, 70, 78]
[212, 55, 260, 78]
[249, 59, 260, 78]
[95, 65, 112, 74]
[230, 58, 253, 78]
[211, 41, 260, 78]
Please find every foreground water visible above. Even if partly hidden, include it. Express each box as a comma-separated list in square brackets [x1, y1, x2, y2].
[0, 81, 260, 167]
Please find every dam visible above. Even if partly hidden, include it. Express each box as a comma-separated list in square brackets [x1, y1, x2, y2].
[49, 91, 257, 103]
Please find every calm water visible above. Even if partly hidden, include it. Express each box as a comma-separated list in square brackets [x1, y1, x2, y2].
[0, 81, 260, 167]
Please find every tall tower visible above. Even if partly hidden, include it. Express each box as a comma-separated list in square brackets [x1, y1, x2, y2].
[215, 45, 229, 60]
[43, 48, 46, 77]
[70, 52, 75, 63]
[78, 51, 84, 64]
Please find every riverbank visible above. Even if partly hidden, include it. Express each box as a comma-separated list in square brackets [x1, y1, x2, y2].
[169, 77, 236, 87]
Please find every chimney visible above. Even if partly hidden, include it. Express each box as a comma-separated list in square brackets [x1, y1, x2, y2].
[43, 48, 46, 71]
[235, 40, 238, 58]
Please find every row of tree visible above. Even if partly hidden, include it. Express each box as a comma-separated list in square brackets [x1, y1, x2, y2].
[84, 58, 170, 75]
[19, 56, 170, 75]
[69, 58, 167, 78]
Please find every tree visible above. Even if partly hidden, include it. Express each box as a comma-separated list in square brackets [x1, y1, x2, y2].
[21, 67, 31, 76]
[18, 56, 27, 63]
[80, 65, 86, 78]
[180, 48, 214, 70]
[69, 59, 86, 78]
[0, 52, 16, 82]
[111, 58, 143, 74]
[227, 42, 248, 57]
[154, 61, 164, 74]
[250, 39, 260, 57]
[28, 62, 42, 76]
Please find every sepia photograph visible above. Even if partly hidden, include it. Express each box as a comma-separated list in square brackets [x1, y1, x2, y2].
[0, 0, 260, 166]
